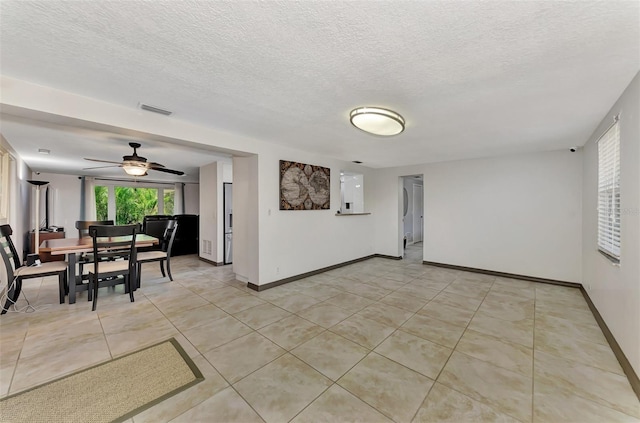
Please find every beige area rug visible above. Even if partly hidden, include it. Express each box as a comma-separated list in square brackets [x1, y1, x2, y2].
[0, 338, 204, 423]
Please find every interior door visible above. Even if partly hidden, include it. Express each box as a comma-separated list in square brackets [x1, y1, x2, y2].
[412, 184, 423, 243]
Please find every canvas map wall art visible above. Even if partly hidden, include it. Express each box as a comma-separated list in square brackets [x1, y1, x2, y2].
[279, 160, 330, 210]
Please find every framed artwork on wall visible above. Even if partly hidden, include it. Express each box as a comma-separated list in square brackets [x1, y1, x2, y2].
[279, 160, 330, 210]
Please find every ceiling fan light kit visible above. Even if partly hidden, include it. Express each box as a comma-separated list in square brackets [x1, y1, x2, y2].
[350, 107, 405, 136]
[84, 142, 185, 177]
[122, 162, 148, 176]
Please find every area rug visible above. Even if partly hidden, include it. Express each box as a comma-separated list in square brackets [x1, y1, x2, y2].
[0, 338, 204, 423]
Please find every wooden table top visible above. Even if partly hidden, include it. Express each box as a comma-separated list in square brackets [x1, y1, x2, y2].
[40, 234, 158, 255]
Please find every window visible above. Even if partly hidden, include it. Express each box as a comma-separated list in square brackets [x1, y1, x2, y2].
[95, 184, 178, 224]
[597, 119, 621, 262]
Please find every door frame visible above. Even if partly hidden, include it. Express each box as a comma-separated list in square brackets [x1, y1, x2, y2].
[223, 182, 232, 265]
[412, 183, 423, 243]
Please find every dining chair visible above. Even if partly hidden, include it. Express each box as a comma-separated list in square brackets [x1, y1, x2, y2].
[0, 224, 68, 314]
[136, 220, 177, 288]
[87, 224, 138, 311]
[76, 220, 114, 238]
[75, 220, 114, 278]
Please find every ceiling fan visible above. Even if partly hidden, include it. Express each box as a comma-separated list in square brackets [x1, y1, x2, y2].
[84, 142, 185, 176]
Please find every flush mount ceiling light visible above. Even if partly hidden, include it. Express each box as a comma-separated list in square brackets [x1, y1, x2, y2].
[350, 107, 405, 136]
[122, 161, 148, 176]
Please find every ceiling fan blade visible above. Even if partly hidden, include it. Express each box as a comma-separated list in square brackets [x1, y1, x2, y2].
[149, 166, 185, 176]
[84, 158, 123, 165]
[83, 165, 122, 170]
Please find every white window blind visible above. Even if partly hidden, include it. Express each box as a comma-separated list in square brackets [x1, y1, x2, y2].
[597, 119, 621, 261]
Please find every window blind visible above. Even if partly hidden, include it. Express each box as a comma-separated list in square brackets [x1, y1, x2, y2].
[597, 120, 621, 261]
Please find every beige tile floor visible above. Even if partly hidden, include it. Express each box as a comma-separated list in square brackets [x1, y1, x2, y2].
[1, 245, 639, 422]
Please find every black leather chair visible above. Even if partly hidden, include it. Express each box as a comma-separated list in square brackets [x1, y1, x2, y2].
[1, 225, 68, 314]
[141, 214, 198, 256]
[76, 220, 114, 238]
[172, 214, 199, 256]
[140, 215, 172, 253]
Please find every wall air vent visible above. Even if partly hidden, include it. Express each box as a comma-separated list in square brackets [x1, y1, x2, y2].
[139, 103, 173, 116]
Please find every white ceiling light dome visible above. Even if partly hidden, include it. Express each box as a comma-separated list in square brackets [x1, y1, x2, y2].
[122, 161, 148, 176]
[350, 107, 405, 136]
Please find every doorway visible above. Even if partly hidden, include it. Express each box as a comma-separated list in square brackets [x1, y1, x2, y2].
[400, 175, 423, 261]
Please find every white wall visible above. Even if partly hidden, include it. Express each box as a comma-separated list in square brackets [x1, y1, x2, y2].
[199, 162, 223, 263]
[183, 183, 199, 215]
[423, 151, 583, 281]
[582, 72, 640, 376]
[373, 152, 582, 282]
[0, 134, 31, 262]
[222, 163, 233, 183]
[233, 155, 259, 283]
[36, 172, 82, 231]
[256, 148, 376, 285]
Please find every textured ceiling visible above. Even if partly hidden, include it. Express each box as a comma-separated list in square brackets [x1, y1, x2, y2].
[0, 0, 638, 173]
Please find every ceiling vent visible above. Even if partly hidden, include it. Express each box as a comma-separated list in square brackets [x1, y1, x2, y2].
[139, 103, 173, 116]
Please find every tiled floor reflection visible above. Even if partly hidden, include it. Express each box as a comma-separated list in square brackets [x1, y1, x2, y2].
[1, 246, 638, 422]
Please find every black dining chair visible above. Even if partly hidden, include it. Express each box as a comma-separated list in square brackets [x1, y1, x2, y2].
[0, 224, 68, 314]
[136, 220, 178, 288]
[76, 220, 114, 238]
[87, 224, 138, 311]
[75, 220, 114, 278]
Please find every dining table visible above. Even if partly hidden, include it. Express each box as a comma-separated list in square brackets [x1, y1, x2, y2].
[39, 234, 158, 304]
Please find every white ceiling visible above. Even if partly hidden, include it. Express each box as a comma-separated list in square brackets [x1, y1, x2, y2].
[0, 1, 638, 177]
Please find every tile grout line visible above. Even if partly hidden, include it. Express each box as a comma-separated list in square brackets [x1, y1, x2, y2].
[96, 311, 114, 360]
[410, 276, 500, 422]
[419, 275, 535, 423]
[305, 272, 453, 423]
[4, 315, 31, 397]
[282, 270, 435, 422]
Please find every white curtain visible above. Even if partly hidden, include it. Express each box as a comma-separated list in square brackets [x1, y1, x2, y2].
[174, 182, 185, 215]
[83, 177, 97, 221]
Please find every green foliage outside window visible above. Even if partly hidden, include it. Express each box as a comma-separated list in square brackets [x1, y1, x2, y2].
[95, 186, 108, 221]
[164, 189, 175, 215]
[115, 187, 158, 224]
[95, 185, 159, 224]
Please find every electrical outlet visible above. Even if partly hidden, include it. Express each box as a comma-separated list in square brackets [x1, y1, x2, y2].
[276, 266, 280, 274]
